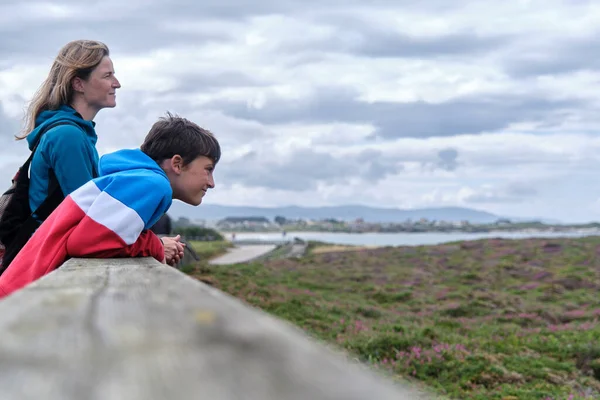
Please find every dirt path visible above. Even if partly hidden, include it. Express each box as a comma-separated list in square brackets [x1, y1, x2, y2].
[209, 244, 277, 265]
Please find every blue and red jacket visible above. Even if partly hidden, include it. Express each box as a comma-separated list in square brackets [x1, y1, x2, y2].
[0, 149, 172, 298]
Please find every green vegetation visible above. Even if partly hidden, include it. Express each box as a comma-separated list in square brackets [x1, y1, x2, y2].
[174, 226, 224, 241]
[188, 240, 232, 260]
[185, 236, 600, 399]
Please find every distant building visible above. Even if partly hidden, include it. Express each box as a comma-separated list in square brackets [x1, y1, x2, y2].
[216, 216, 273, 230]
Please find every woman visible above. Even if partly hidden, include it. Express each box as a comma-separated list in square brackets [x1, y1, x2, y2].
[0, 40, 121, 269]
[21, 39, 121, 213]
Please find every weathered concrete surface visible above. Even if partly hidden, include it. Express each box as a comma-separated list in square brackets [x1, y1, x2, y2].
[0, 258, 428, 400]
[209, 244, 277, 265]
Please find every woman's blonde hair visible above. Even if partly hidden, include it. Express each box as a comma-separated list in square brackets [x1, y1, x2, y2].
[17, 40, 109, 139]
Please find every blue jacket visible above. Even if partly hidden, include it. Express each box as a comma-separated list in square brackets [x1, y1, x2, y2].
[0, 148, 172, 298]
[27, 105, 99, 214]
[96, 148, 173, 231]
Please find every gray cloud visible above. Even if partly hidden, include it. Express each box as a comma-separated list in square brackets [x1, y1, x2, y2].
[0, 106, 28, 193]
[504, 36, 600, 77]
[221, 148, 402, 191]
[172, 71, 266, 93]
[464, 182, 538, 204]
[25, 0, 460, 20]
[0, 105, 19, 140]
[283, 12, 512, 59]
[0, 1, 509, 66]
[1, 0, 594, 82]
[505, 181, 538, 197]
[357, 149, 404, 180]
[209, 87, 581, 138]
[352, 31, 509, 58]
[437, 148, 459, 171]
[0, 21, 228, 62]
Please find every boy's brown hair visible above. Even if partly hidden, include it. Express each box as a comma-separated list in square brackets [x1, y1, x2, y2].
[141, 112, 221, 166]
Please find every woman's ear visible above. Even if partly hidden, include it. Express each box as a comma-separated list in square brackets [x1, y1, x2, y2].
[71, 77, 85, 93]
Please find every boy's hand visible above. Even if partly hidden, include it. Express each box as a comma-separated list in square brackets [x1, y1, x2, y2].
[161, 235, 186, 266]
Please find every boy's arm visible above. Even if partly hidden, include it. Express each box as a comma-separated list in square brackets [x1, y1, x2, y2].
[68, 229, 165, 262]
[64, 177, 172, 262]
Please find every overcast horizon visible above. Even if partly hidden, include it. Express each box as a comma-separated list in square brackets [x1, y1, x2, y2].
[1, 1, 600, 223]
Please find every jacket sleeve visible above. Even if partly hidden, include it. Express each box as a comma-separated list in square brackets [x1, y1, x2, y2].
[45, 125, 98, 195]
[64, 175, 171, 262]
[68, 229, 165, 261]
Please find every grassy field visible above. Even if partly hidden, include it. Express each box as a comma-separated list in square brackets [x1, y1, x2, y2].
[188, 240, 232, 260]
[185, 236, 600, 399]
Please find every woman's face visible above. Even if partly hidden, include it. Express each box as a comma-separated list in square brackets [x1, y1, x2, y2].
[79, 56, 121, 110]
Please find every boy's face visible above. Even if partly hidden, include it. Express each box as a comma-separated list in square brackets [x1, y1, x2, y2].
[172, 155, 215, 206]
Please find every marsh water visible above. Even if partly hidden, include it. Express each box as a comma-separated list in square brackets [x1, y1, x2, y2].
[228, 230, 600, 247]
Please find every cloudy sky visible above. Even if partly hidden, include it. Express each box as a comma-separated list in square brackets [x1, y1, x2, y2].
[1, 0, 600, 223]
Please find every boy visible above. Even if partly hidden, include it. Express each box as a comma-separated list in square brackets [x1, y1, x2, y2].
[0, 112, 220, 298]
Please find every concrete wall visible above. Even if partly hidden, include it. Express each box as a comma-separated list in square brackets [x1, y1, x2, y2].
[0, 257, 431, 400]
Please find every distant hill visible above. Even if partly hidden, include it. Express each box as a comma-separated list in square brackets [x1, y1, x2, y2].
[167, 202, 505, 223]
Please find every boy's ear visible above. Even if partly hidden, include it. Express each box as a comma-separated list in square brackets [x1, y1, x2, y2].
[170, 155, 184, 174]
